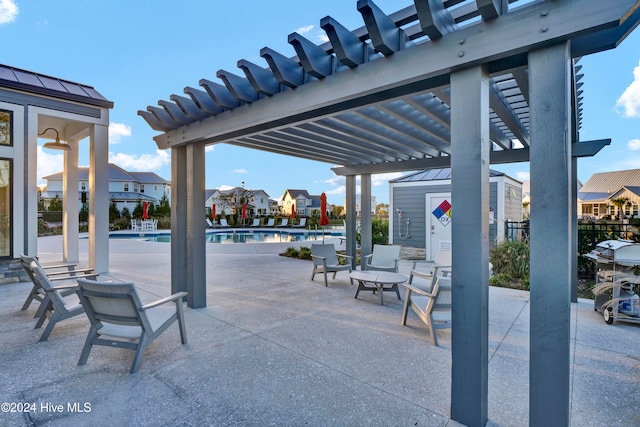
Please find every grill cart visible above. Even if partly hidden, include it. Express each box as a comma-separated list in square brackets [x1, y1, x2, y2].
[585, 239, 640, 325]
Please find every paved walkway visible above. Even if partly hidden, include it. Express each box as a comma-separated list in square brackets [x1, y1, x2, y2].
[1, 235, 639, 426]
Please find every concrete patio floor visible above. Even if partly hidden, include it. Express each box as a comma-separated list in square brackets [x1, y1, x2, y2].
[1, 234, 639, 426]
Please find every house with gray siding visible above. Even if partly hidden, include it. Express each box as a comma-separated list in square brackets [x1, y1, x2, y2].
[389, 168, 522, 260]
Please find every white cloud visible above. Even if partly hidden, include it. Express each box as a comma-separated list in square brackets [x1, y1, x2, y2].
[205, 145, 215, 152]
[108, 122, 132, 144]
[296, 25, 313, 35]
[108, 149, 170, 171]
[628, 139, 640, 151]
[218, 185, 234, 191]
[325, 186, 345, 196]
[232, 168, 248, 174]
[37, 146, 64, 185]
[317, 33, 329, 44]
[516, 171, 530, 182]
[0, 0, 18, 25]
[616, 60, 640, 118]
[372, 172, 403, 186]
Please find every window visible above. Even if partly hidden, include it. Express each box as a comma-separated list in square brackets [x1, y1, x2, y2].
[0, 110, 12, 146]
[140, 184, 145, 193]
[124, 183, 129, 192]
[133, 183, 139, 192]
[154, 185, 158, 192]
[0, 159, 11, 257]
[81, 182, 86, 191]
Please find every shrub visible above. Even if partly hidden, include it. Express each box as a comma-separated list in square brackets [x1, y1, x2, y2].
[490, 240, 529, 281]
[298, 246, 312, 260]
[285, 247, 299, 258]
[489, 273, 513, 287]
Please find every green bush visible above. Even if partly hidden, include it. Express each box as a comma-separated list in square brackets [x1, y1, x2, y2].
[489, 273, 513, 287]
[298, 246, 312, 260]
[285, 247, 299, 258]
[490, 240, 529, 281]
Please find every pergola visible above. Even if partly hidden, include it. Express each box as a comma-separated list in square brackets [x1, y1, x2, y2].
[139, 1, 640, 425]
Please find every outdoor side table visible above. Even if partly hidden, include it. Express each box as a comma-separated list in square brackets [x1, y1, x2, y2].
[350, 271, 407, 305]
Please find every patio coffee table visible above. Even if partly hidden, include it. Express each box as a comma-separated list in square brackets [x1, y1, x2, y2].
[350, 271, 407, 305]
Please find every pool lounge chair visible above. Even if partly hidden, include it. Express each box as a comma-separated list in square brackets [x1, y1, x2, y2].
[293, 218, 307, 228]
[264, 218, 275, 227]
[249, 218, 260, 227]
[219, 218, 230, 228]
[206, 218, 214, 228]
[277, 218, 289, 227]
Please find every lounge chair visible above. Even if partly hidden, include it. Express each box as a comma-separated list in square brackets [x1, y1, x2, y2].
[264, 218, 275, 227]
[249, 218, 260, 227]
[19, 254, 97, 318]
[310, 244, 353, 287]
[293, 218, 307, 228]
[401, 276, 452, 346]
[76, 278, 188, 374]
[277, 218, 289, 227]
[219, 218, 230, 228]
[206, 218, 214, 228]
[362, 244, 401, 272]
[27, 261, 86, 342]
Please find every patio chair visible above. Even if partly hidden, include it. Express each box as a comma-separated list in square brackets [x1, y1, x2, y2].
[277, 218, 289, 227]
[362, 244, 401, 272]
[407, 243, 452, 291]
[311, 243, 353, 287]
[219, 218, 230, 228]
[76, 278, 188, 374]
[206, 218, 214, 228]
[401, 276, 452, 346]
[28, 261, 86, 342]
[293, 217, 307, 228]
[264, 218, 275, 227]
[249, 218, 260, 227]
[20, 254, 97, 318]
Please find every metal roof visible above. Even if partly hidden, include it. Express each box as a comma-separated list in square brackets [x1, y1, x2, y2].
[139, 1, 638, 175]
[43, 163, 168, 183]
[0, 64, 113, 108]
[579, 169, 640, 194]
[390, 167, 505, 183]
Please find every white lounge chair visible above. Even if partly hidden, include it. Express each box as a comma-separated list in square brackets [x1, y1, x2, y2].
[293, 217, 307, 228]
[362, 244, 401, 272]
[249, 218, 260, 227]
[264, 218, 275, 227]
[277, 218, 289, 227]
[219, 218, 230, 228]
[206, 218, 214, 228]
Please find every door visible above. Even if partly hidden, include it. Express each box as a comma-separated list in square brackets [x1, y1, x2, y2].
[426, 193, 452, 261]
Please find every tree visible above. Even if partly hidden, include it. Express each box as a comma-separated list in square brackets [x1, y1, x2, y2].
[132, 200, 143, 219]
[121, 206, 131, 220]
[610, 197, 629, 220]
[48, 195, 63, 211]
[79, 203, 89, 223]
[214, 187, 254, 217]
[109, 198, 120, 222]
[155, 194, 170, 217]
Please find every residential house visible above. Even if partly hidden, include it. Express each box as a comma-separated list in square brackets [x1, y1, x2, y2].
[42, 163, 170, 212]
[578, 169, 640, 219]
[281, 189, 323, 217]
[205, 187, 276, 217]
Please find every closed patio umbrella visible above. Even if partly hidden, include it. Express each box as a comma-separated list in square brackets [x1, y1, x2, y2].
[142, 201, 149, 220]
[212, 204, 216, 219]
[320, 193, 330, 226]
[291, 203, 296, 218]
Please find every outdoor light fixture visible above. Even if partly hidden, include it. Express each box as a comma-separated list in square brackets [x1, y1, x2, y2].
[39, 128, 71, 151]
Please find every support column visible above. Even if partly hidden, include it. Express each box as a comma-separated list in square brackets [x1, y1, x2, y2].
[360, 174, 372, 263]
[450, 65, 490, 427]
[345, 175, 357, 268]
[88, 124, 109, 273]
[171, 146, 188, 296]
[62, 134, 79, 263]
[186, 142, 206, 308]
[529, 42, 572, 426]
[571, 157, 578, 303]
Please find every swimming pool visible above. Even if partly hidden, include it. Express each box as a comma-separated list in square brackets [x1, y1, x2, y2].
[109, 228, 345, 244]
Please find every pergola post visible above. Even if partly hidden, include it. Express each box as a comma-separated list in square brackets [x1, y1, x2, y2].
[171, 146, 188, 296]
[345, 175, 357, 268]
[62, 135, 79, 263]
[529, 42, 572, 426]
[450, 65, 490, 427]
[186, 142, 206, 308]
[88, 124, 109, 273]
[571, 156, 578, 303]
[360, 173, 372, 261]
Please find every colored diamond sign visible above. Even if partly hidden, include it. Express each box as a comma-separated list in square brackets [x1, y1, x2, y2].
[432, 200, 452, 226]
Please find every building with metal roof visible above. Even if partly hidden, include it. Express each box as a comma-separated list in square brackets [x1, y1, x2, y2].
[578, 169, 640, 218]
[0, 62, 112, 272]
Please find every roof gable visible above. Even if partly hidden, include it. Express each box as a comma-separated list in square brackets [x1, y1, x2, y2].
[580, 169, 640, 194]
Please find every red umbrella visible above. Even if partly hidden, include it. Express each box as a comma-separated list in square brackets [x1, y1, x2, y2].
[242, 203, 247, 219]
[212, 204, 216, 219]
[142, 201, 149, 219]
[290, 203, 296, 218]
[319, 193, 330, 226]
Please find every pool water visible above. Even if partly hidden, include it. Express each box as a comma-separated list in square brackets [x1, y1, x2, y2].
[109, 229, 344, 244]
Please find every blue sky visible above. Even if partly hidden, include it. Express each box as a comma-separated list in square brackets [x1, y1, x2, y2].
[0, 0, 638, 205]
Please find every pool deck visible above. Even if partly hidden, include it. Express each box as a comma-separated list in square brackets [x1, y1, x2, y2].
[1, 235, 639, 426]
